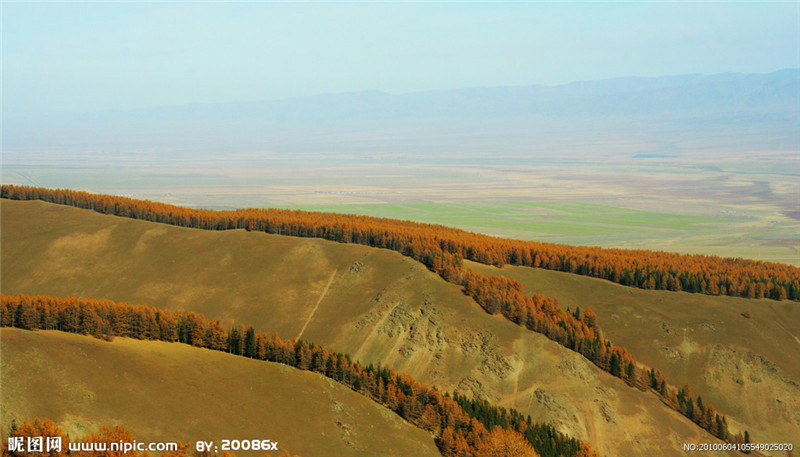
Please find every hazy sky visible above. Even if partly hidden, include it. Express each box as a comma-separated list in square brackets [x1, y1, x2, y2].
[4, 2, 799, 118]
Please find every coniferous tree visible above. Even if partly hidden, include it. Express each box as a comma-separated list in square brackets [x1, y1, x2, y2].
[227, 326, 241, 355]
[244, 326, 257, 358]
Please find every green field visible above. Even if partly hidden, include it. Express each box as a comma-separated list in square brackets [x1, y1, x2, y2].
[278, 201, 731, 235]
[4, 199, 787, 456]
[278, 201, 799, 265]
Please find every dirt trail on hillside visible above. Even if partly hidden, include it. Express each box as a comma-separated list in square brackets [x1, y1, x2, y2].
[774, 320, 800, 346]
[296, 269, 337, 340]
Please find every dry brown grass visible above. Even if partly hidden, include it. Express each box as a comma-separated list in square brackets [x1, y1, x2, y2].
[466, 260, 800, 447]
[0, 328, 441, 457]
[1, 199, 770, 456]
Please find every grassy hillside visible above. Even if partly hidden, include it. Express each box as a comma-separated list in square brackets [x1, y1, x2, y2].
[466, 261, 800, 447]
[0, 199, 754, 456]
[0, 328, 441, 457]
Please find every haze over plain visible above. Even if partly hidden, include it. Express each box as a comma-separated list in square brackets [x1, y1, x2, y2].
[3, 2, 799, 263]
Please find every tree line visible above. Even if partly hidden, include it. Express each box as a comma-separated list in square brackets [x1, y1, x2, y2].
[2, 185, 797, 300]
[1, 293, 599, 457]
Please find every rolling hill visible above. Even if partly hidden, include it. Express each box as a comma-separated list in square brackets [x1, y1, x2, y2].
[0, 198, 771, 455]
[0, 327, 441, 457]
[466, 261, 800, 447]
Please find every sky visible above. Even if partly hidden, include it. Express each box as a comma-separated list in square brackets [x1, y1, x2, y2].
[3, 2, 799, 118]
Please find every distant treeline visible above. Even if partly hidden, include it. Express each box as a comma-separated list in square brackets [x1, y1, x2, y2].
[1, 293, 598, 457]
[2, 185, 797, 300]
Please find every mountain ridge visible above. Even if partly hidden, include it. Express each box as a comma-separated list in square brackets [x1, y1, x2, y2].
[5, 69, 797, 154]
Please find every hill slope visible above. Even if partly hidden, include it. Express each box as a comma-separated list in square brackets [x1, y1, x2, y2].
[0, 199, 754, 456]
[0, 328, 441, 457]
[466, 261, 800, 447]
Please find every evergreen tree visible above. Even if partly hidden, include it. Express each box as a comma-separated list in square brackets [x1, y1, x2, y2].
[227, 326, 241, 355]
[244, 326, 257, 358]
[610, 353, 621, 377]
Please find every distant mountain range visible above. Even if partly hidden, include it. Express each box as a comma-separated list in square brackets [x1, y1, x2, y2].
[4, 69, 798, 159]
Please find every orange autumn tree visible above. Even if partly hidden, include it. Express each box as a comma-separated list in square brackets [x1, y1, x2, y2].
[474, 427, 539, 457]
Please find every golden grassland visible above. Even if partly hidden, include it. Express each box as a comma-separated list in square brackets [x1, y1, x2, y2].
[0, 328, 441, 457]
[465, 261, 800, 447]
[0, 199, 774, 455]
